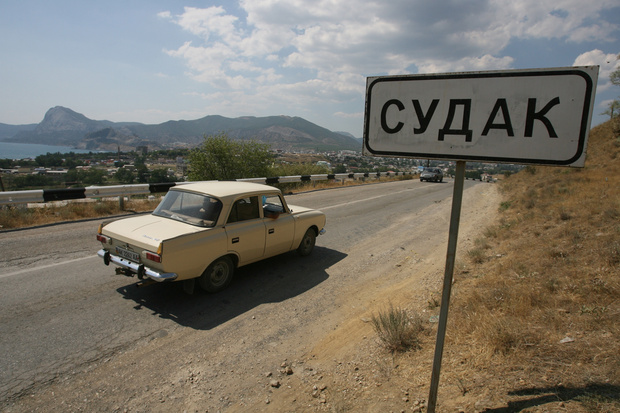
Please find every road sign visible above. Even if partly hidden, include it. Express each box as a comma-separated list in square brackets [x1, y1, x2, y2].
[363, 67, 598, 167]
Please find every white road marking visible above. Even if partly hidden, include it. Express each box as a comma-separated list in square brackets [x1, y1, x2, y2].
[319, 186, 431, 211]
[0, 255, 98, 279]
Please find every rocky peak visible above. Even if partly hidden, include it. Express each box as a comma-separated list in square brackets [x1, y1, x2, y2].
[36, 106, 103, 133]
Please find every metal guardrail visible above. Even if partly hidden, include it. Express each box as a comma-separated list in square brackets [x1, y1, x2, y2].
[0, 171, 414, 206]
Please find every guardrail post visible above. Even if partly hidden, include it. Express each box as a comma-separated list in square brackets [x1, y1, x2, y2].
[119, 195, 125, 210]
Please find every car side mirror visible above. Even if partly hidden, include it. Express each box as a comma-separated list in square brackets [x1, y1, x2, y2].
[265, 210, 280, 219]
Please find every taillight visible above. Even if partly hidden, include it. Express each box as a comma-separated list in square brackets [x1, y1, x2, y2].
[146, 251, 162, 263]
[97, 234, 111, 244]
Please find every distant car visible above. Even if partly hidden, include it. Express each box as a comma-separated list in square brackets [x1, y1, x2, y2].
[97, 181, 326, 292]
[420, 168, 444, 183]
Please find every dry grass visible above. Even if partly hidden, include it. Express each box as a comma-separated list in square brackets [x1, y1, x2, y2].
[371, 304, 424, 353]
[0, 198, 161, 230]
[439, 120, 620, 410]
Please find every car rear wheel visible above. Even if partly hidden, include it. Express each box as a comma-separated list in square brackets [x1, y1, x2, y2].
[199, 256, 234, 293]
[297, 228, 316, 256]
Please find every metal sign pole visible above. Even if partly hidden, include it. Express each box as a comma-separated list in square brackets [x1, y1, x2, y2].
[427, 160, 466, 412]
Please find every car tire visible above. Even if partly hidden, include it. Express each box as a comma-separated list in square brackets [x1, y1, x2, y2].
[297, 228, 316, 256]
[199, 256, 234, 293]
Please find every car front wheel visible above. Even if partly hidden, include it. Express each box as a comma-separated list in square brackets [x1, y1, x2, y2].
[199, 256, 234, 293]
[297, 228, 316, 256]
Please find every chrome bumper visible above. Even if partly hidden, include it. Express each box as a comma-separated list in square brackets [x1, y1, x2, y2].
[97, 249, 178, 282]
[319, 228, 326, 236]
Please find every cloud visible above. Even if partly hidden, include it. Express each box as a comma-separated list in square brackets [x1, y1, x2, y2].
[503, 0, 619, 42]
[574, 49, 620, 92]
[164, 1, 618, 81]
[334, 111, 362, 119]
[160, 0, 619, 132]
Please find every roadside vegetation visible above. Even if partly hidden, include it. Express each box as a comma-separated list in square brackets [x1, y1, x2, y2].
[0, 198, 161, 230]
[371, 304, 425, 353]
[0, 174, 414, 230]
[446, 120, 619, 411]
[367, 120, 619, 412]
[1, 133, 421, 230]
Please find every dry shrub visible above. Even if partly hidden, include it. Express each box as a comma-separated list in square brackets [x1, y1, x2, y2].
[466, 247, 487, 264]
[371, 304, 424, 353]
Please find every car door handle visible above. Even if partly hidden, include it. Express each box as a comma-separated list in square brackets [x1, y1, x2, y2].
[232, 237, 239, 244]
[268, 228, 275, 234]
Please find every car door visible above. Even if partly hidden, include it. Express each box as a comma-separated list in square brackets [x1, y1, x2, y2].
[224, 196, 266, 265]
[262, 194, 295, 257]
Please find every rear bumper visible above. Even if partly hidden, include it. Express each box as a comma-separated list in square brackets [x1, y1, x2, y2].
[97, 249, 178, 282]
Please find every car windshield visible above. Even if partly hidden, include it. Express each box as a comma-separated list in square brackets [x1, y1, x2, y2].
[153, 190, 223, 227]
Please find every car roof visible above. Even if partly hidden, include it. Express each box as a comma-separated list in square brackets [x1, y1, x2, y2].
[173, 181, 281, 200]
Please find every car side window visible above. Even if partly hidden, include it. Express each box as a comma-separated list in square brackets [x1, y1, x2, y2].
[262, 195, 285, 215]
[227, 196, 260, 223]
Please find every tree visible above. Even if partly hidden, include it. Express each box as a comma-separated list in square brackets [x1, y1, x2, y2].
[82, 169, 106, 185]
[114, 167, 135, 184]
[602, 100, 620, 120]
[35, 152, 64, 167]
[188, 134, 272, 181]
[610, 57, 620, 133]
[65, 168, 106, 186]
[149, 168, 176, 183]
[610, 55, 620, 87]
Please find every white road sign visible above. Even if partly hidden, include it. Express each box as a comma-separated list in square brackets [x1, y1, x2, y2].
[363, 67, 598, 167]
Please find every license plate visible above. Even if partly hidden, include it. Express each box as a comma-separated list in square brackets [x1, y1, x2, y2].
[116, 246, 140, 263]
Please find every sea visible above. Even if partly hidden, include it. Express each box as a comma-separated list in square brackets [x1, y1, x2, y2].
[0, 142, 104, 160]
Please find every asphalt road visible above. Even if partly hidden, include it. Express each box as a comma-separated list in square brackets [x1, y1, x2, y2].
[0, 178, 480, 402]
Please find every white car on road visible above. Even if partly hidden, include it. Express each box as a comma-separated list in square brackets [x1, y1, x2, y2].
[97, 181, 326, 292]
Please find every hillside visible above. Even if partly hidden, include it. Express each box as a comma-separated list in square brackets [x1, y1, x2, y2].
[0, 123, 37, 141]
[263, 120, 620, 412]
[431, 120, 620, 411]
[2, 107, 361, 152]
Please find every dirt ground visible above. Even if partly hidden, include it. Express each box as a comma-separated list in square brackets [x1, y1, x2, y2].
[259, 182, 505, 413]
[3, 183, 528, 412]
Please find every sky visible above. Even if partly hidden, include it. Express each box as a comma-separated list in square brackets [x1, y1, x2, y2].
[1, 0, 619, 138]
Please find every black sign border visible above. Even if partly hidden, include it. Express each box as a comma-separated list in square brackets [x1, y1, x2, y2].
[363, 68, 595, 166]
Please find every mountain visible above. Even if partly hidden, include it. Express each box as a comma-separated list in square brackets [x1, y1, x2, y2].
[9, 107, 117, 147]
[335, 131, 364, 146]
[0, 123, 37, 140]
[3, 106, 361, 152]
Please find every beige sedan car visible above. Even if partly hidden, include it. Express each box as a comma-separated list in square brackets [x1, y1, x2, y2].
[97, 181, 326, 292]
